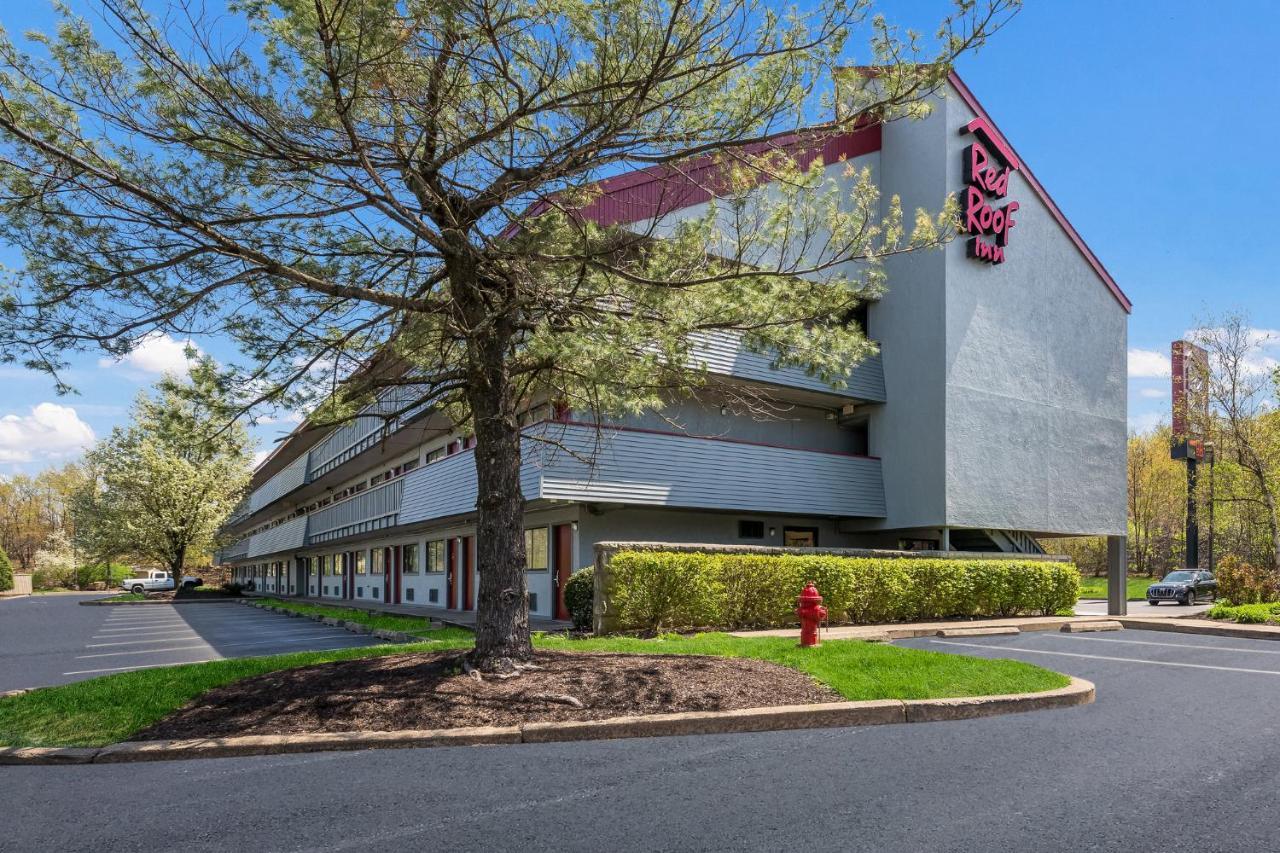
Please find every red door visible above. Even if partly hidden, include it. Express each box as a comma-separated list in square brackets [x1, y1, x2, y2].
[446, 538, 457, 610]
[462, 536, 475, 611]
[553, 524, 574, 620]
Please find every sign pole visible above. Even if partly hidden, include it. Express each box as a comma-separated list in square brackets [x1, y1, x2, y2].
[1185, 456, 1199, 569]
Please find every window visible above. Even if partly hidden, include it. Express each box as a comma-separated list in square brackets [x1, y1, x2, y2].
[355, 551, 367, 575]
[525, 527, 549, 571]
[402, 458, 419, 473]
[403, 543, 419, 575]
[371, 548, 384, 575]
[783, 527, 818, 547]
[333, 554, 344, 576]
[738, 520, 765, 539]
[425, 447, 446, 464]
[426, 540, 446, 572]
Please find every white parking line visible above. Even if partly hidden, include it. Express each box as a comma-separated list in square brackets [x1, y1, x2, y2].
[62, 645, 371, 676]
[86, 630, 346, 648]
[1057, 635, 1280, 656]
[78, 633, 365, 657]
[931, 640, 1280, 676]
[91, 625, 200, 630]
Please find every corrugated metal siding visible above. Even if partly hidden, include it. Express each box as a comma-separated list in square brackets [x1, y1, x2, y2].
[248, 452, 310, 513]
[399, 446, 543, 525]
[688, 331, 885, 402]
[306, 382, 437, 481]
[247, 515, 308, 558]
[218, 535, 251, 563]
[532, 423, 885, 517]
[307, 478, 404, 538]
[401, 422, 884, 525]
[307, 414, 388, 480]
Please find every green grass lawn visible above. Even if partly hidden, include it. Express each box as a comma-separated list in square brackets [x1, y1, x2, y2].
[1206, 601, 1280, 624]
[252, 598, 455, 636]
[1077, 576, 1162, 601]
[0, 630, 1068, 748]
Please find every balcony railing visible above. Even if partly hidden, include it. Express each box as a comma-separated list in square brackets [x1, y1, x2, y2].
[399, 421, 885, 526]
[307, 477, 405, 545]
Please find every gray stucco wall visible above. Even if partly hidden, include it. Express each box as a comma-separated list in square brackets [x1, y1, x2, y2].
[938, 89, 1127, 536]
[863, 101, 951, 530]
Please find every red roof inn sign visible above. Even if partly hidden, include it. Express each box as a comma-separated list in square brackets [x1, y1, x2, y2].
[961, 118, 1021, 264]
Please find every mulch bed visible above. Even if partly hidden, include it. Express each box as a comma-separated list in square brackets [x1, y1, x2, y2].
[135, 651, 838, 740]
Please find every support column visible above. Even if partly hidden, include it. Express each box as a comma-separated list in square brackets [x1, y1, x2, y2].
[1107, 535, 1127, 617]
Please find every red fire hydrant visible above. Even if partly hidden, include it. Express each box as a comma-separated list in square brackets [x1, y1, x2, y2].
[795, 581, 828, 647]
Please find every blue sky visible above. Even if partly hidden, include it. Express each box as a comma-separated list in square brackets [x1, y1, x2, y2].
[1, 0, 1277, 473]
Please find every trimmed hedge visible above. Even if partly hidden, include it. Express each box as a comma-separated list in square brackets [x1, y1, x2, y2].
[0, 546, 11, 592]
[563, 566, 594, 630]
[605, 551, 1079, 632]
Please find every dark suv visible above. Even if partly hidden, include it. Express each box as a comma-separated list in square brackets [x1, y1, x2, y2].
[1147, 570, 1217, 606]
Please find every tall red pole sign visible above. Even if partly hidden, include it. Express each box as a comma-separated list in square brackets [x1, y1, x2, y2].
[961, 117, 1021, 264]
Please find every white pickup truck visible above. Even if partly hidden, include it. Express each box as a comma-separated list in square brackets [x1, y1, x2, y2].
[120, 570, 204, 594]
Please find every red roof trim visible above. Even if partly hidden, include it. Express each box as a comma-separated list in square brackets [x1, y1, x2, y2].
[948, 71, 1132, 313]
[513, 123, 882, 232]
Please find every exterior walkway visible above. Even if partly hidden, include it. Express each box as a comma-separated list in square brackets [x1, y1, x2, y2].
[246, 592, 572, 632]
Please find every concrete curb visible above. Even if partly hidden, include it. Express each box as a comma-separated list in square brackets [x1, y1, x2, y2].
[241, 599, 424, 645]
[0, 677, 1094, 765]
[1114, 617, 1280, 641]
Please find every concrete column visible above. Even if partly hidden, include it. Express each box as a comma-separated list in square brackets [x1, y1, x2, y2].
[1107, 535, 1127, 617]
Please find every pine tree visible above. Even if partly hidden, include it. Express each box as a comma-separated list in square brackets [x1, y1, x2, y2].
[0, 545, 13, 593]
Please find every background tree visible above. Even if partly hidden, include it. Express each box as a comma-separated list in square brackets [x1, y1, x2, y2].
[1127, 425, 1186, 576]
[79, 358, 253, 579]
[0, 464, 82, 571]
[1192, 314, 1280, 568]
[0, 0, 1016, 669]
[0, 543, 12, 591]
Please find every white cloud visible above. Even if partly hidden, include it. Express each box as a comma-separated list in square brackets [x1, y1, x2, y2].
[0, 403, 95, 463]
[1128, 348, 1171, 379]
[1137, 387, 1167, 399]
[1128, 411, 1164, 435]
[99, 333, 202, 376]
[258, 411, 305, 426]
[252, 448, 272, 469]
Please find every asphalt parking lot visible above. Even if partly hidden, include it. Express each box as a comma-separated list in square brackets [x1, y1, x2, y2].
[7, 625, 1280, 852]
[0, 593, 379, 692]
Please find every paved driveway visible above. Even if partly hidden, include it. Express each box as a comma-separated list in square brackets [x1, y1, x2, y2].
[1076, 598, 1213, 618]
[0, 593, 379, 691]
[5, 626, 1280, 852]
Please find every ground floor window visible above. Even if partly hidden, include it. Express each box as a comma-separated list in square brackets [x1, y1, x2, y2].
[371, 548, 384, 575]
[783, 527, 818, 547]
[333, 553, 344, 576]
[354, 551, 366, 574]
[525, 527, 549, 570]
[403, 543, 419, 574]
[426, 539, 446, 572]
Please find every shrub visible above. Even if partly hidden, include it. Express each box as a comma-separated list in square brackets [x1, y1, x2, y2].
[0, 546, 12, 592]
[221, 581, 245, 597]
[563, 567, 594, 630]
[1215, 555, 1279, 606]
[602, 550, 1080, 632]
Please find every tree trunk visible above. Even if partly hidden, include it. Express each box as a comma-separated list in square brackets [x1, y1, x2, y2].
[464, 308, 532, 672]
[170, 545, 186, 590]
